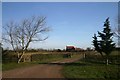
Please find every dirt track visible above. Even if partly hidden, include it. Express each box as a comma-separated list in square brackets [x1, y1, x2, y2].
[3, 64, 63, 78]
[2, 54, 83, 78]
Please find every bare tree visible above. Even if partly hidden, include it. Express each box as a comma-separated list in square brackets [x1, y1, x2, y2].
[113, 16, 120, 47]
[113, 17, 120, 38]
[114, 28, 120, 38]
[3, 16, 50, 63]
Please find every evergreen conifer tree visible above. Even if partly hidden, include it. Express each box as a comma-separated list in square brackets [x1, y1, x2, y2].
[93, 18, 115, 65]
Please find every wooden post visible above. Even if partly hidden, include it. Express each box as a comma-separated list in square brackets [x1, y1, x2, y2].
[84, 53, 86, 59]
[107, 58, 109, 65]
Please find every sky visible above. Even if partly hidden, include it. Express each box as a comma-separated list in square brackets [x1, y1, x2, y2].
[2, 0, 119, 2]
[2, 2, 118, 50]
[0, 2, 1, 43]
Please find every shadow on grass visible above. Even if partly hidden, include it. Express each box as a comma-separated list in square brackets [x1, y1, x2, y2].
[83, 59, 120, 65]
[83, 54, 120, 65]
[37, 54, 120, 66]
[38, 59, 120, 66]
[38, 61, 90, 66]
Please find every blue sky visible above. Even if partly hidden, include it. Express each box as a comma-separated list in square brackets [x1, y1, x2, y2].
[2, 2, 118, 49]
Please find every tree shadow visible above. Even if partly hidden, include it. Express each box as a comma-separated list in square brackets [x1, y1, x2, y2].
[38, 62, 89, 66]
[84, 59, 120, 65]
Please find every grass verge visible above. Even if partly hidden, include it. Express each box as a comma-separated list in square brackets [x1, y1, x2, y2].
[2, 62, 37, 71]
[62, 61, 119, 79]
[62, 55, 120, 79]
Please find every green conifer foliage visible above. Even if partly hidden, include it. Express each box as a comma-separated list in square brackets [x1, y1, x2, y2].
[93, 18, 115, 65]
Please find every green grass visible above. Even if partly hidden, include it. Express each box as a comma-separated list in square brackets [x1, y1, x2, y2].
[2, 62, 37, 71]
[62, 61, 119, 79]
[62, 51, 120, 79]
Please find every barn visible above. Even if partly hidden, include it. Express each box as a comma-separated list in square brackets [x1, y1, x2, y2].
[66, 46, 75, 51]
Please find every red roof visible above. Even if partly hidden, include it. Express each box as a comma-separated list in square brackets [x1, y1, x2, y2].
[66, 46, 75, 48]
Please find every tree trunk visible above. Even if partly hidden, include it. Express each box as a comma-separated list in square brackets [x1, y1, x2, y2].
[106, 58, 109, 65]
[17, 52, 20, 58]
[83, 53, 86, 59]
[17, 52, 25, 63]
[100, 52, 104, 57]
[24, 57, 25, 62]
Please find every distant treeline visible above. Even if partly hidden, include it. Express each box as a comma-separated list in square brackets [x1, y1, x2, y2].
[2, 47, 120, 54]
[2, 48, 85, 53]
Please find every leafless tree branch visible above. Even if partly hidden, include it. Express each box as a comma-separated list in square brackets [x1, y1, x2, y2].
[3, 16, 50, 63]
